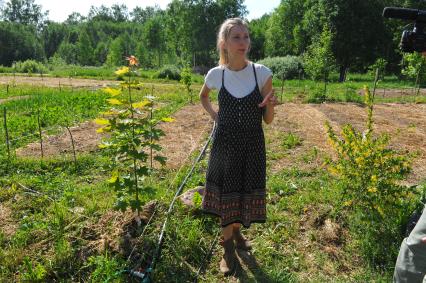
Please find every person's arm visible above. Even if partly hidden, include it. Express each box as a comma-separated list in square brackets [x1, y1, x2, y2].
[199, 84, 217, 122]
[258, 76, 277, 124]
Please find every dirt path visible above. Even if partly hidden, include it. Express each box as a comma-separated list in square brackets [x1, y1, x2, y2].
[0, 75, 119, 89]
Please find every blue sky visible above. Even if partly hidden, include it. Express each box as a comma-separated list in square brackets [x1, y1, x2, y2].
[34, 0, 281, 22]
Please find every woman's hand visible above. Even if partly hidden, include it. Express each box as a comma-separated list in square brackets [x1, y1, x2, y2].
[258, 89, 278, 108]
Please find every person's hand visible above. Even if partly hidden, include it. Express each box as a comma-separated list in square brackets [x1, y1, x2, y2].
[258, 89, 278, 108]
[422, 236, 426, 243]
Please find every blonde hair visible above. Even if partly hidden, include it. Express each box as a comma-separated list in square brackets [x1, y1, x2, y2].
[217, 18, 250, 66]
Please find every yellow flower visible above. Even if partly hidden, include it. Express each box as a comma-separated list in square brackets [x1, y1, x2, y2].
[96, 126, 111, 133]
[132, 100, 151, 109]
[371, 175, 378, 183]
[368, 187, 378, 193]
[107, 98, 123, 105]
[94, 118, 110, 125]
[103, 87, 121, 97]
[343, 200, 352, 206]
[161, 117, 175, 122]
[115, 66, 129, 76]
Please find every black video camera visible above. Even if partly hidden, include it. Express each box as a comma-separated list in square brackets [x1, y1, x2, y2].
[383, 7, 426, 52]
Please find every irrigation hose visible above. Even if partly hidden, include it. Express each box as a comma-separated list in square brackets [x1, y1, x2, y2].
[128, 121, 217, 282]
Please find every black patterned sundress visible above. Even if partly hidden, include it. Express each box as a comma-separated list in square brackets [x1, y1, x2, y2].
[202, 63, 267, 228]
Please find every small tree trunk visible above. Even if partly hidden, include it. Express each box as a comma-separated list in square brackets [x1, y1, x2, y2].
[339, 65, 347, 83]
[66, 126, 78, 170]
[372, 68, 379, 101]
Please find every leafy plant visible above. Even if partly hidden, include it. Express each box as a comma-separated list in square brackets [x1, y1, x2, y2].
[21, 257, 46, 281]
[180, 63, 193, 103]
[257, 56, 303, 80]
[369, 58, 387, 80]
[96, 55, 173, 216]
[155, 64, 181, 81]
[325, 85, 412, 218]
[303, 24, 335, 94]
[325, 85, 417, 265]
[281, 132, 302, 150]
[86, 252, 123, 282]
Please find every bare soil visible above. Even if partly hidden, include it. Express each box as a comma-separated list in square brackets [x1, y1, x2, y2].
[364, 88, 426, 98]
[15, 101, 426, 183]
[0, 75, 118, 89]
[0, 203, 18, 238]
[266, 103, 426, 184]
[17, 104, 213, 170]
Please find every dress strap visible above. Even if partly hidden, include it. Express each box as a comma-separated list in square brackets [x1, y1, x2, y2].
[222, 68, 225, 88]
[252, 63, 259, 89]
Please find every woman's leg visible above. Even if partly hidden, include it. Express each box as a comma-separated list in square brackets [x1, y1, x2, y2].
[220, 223, 237, 275]
[232, 223, 252, 250]
[222, 223, 234, 240]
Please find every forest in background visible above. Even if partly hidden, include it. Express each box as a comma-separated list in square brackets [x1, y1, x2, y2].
[1, 0, 426, 79]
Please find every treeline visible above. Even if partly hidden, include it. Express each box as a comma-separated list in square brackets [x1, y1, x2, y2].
[0, 0, 425, 78]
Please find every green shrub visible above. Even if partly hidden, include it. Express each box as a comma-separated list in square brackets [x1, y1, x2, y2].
[257, 56, 303, 80]
[325, 85, 417, 266]
[155, 65, 181, 80]
[0, 65, 13, 73]
[14, 60, 48, 74]
[305, 87, 327, 103]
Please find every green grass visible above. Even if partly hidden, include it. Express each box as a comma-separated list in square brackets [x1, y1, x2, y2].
[0, 74, 423, 282]
[0, 129, 408, 282]
[273, 72, 426, 104]
[0, 64, 206, 84]
[0, 84, 190, 157]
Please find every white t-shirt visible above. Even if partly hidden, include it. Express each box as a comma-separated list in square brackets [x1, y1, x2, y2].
[204, 62, 272, 98]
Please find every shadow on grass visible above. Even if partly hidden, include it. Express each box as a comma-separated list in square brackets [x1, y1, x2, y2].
[235, 249, 277, 283]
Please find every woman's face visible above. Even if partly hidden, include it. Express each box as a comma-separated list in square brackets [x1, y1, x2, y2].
[225, 25, 250, 59]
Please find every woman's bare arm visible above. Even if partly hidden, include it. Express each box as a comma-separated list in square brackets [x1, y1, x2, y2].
[259, 76, 275, 124]
[199, 84, 217, 121]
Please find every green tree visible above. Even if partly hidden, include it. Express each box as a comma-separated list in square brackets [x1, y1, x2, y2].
[0, 21, 43, 65]
[249, 14, 270, 61]
[111, 4, 129, 22]
[64, 12, 86, 25]
[77, 28, 94, 65]
[88, 5, 113, 22]
[94, 42, 109, 66]
[303, 24, 335, 93]
[265, 0, 306, 57]
[130, 5, 160, 24]
[1, 0, 47, 29]
[106, 33, 135, 66]
[143, 15, 166, 67]
[56, 41, 78, 65]
[42, 22, 67, 59]
[166, 0, 246, 67]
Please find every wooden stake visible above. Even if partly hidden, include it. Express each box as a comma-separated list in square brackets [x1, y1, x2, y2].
[37, 108, 44, 158]
[3, 107, 10, 160]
